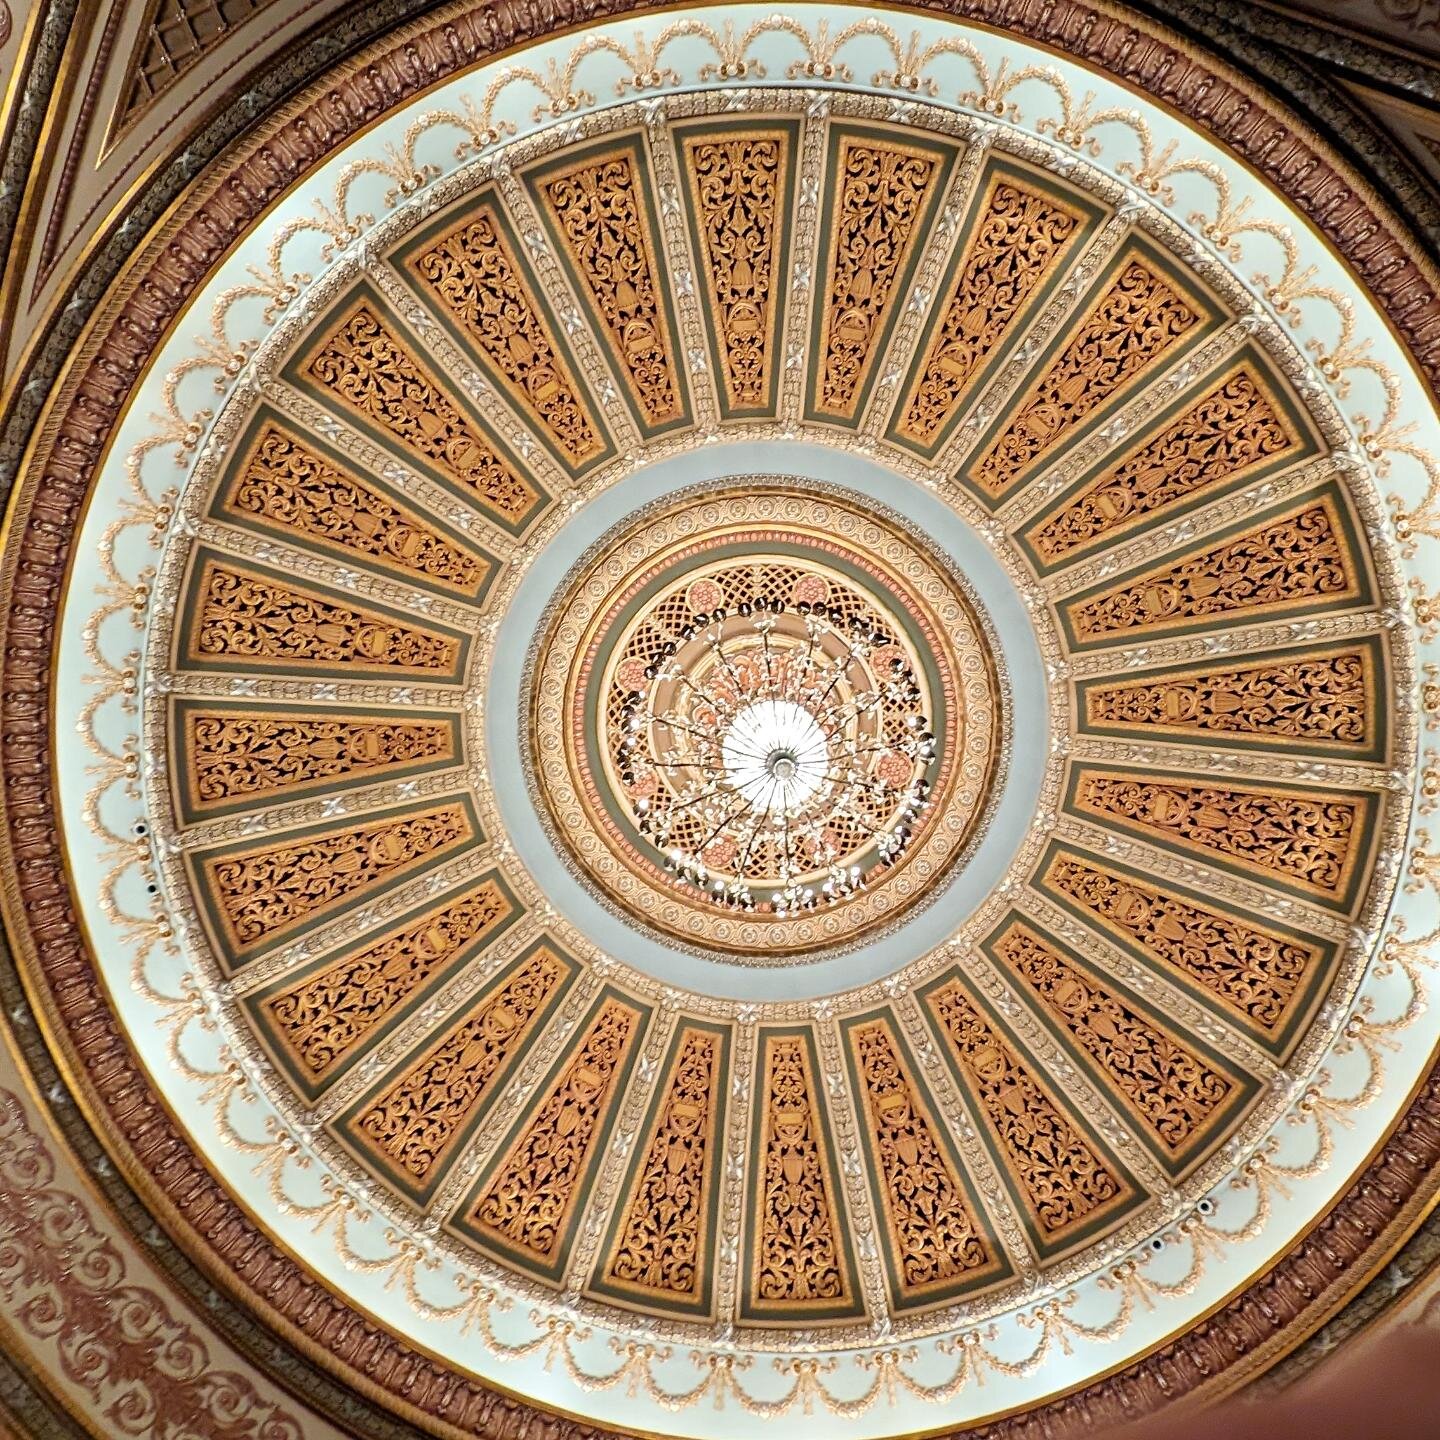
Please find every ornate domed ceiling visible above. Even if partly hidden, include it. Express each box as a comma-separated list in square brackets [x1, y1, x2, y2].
[2, 3, 1440, 1439]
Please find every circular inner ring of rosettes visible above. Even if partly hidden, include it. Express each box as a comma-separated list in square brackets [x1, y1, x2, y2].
[527, 484, 1004, 959]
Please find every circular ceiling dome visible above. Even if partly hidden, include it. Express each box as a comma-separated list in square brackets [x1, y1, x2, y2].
[528, 479, 1002, 957]
[4, 5, 1439, 1440]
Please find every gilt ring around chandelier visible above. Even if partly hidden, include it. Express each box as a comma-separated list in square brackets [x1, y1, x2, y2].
[526, 480, 1005, 960]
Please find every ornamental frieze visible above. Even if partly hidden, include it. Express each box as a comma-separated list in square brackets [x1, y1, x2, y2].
[963, 242, 1216, 501]
[841, 1012, 1011, 1309]
[675, 119, 798, 417]
[1021, 356, 1313, 571]
[589, 1021, 730, 1317]
[245, 871, 522, 1099]
[397, 194, 609, 471]
[287, 292, 546, 532]
[1062, 486, 1368, 647]
[334, 940, 577, 1206]
[524, 135, 689, 433]
[891, 161, 1098, 455]
[922, 973, 1140, 1257]
[985, 917, 1259, 1173]
[810, 126, 957, 423]
[175, 549, 470, 682]
[742, 1028, 864, 1324]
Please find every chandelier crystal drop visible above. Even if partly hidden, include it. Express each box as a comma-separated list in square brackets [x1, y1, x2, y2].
[614, 589, 937, 915]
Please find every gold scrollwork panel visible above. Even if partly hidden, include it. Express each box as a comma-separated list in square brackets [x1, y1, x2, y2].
[523, 133, 690, 434]
[920, 971, 1141, 1259]
[1066, 765, 1381, 914]
[984, 916, 1260, 1175]
[1019, 352, 1318, 573]
[332, 939, 578, 1207]
[451, 989, 651, 1280]
[174, 547, 470, 682]
[888, 158, 1100, 457]
[169, 699, 463, 823]
[1073, 637, 1388, 761]
[1035, 842, 1340, 1058]
[284, 289, 546, 533]
[808, 123, 959, 424]
[1060, 484, 1370, 649]
[674, 117, 799, 419]
[186, 796, 481, 971]
[960, 240, 1217, 503]
[244, 870, 524, 1101]
[587, 1020, 730, 1318]
[395, 192, 610, 473]
[841, 1011, 1011, 1310]
[740, 1027, 864, 1325]
[212, 408, 497, 600]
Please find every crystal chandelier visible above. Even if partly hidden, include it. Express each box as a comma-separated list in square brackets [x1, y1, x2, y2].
[612, 578, 937, 915]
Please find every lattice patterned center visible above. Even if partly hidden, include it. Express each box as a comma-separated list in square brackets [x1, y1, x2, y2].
[613, 568, 936, 913]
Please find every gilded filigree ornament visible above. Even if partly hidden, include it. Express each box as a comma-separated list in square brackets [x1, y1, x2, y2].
[1066, 494, 1361, 643]
[679, 127, 790, 413]
[1039, 850, 1325, 1045]
[406, 203, 606, 467]
[177, 704, 458, 816]
[462, 996, 646, 1272]
[1026, 364, 1303, 566]
[597, 1025, 725, 1308]
[1077, 645, 1378, 754]
[814, 133, 950, 419]
[219, 415, 493, 595]
[194, 801, 476, 964]
[255, 875, 517, 1091]
[341, 943, 573, 1198]
[927, 978, 1135, 1247]
[182, 553, 466, 678]
[745, 1031, 859, 1319]
[847, 1017, 1000, 1303]
[301, 301, 542, 526]
[968, 252, 1206, 497]
[896, 173, 1085, 450]
[990, 920, 1247, 1164]
[67, 62, 1428, 1420]
[1070, 769, 1373, 910]
[531, 145, 685, 429]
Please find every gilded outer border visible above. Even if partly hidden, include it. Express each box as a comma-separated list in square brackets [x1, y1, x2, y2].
[0, 3, 1438, 1439]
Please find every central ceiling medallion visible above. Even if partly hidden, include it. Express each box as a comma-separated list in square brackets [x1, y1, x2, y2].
[528, 481, 1004, 959]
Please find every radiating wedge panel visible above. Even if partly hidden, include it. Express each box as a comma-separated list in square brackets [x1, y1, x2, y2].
[451, 989, 651, 1279]
[1060, 484, 1370, 649]
[841, 1011, 1011, 1309]
[187, 796, 481, 970]
[984, 916, 1259, 1175]
[888, 158, 1101, 457]
[1065, 767, 1380, 915]
[169, 699, 462, 823]
[285, 288, 547, 533]
[588, 1020, 730, 1318]
[807, 124, 959, 424]
[333, 940, 577, 1206]
[921, 971, 1142, 1258]
[740, 1027, 864, 1325]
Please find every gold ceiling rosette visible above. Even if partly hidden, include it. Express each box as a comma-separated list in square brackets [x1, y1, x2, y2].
[0, 4, 1438, 1440]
